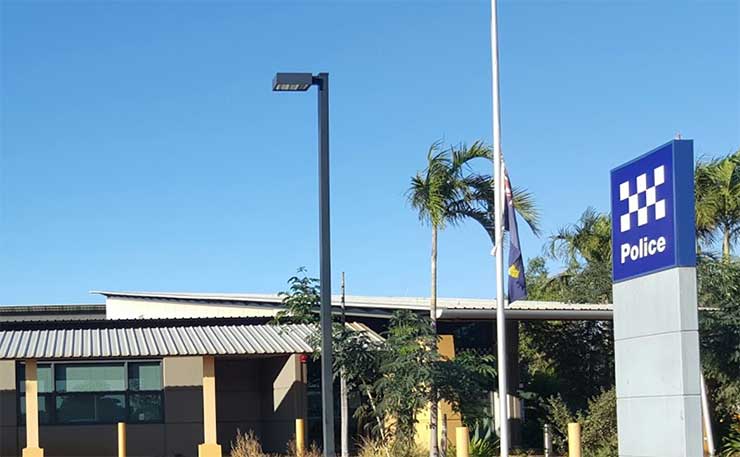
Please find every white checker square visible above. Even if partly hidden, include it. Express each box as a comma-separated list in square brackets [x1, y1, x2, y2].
[636, 173, 648, 193]
[637, 207, 648, 226]
[628, 194, 639, 212]
[617, 164, 669, 233]
[620, 181, 630, 201]
[620, 213, 631, 232]
[646, 187, 657, 206]
[655, 200, 666, 220]
[654, 165, 665, 186]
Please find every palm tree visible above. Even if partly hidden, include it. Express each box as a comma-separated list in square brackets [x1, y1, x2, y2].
[408, 140, 540, 456]
[548, 207, 612, 268]
[695, 150, 740, 258]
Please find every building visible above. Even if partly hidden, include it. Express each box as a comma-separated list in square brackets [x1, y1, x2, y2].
[0, 292, 612, 457]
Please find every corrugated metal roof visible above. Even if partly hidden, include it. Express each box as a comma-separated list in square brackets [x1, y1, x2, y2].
[0, 304, 105, 313]
[0, 304, 107, 322]
[0, 322, 380, 360]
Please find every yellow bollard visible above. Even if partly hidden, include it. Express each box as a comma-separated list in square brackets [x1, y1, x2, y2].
[295, 418, 305, 457]
[117, 422, 126, 457]
[455, 426, 469, 457]
[567, 422, 582, 457]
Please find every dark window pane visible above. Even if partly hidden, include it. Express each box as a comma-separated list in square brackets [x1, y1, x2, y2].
[55, 394, 95, 423]
[128, 393, 163, 422]
[96, 394, 127, 423]
[128, 363, 162, 391]
[56, 364, 125, 392]
[55, 393, 125, 424]
[19, 394, 52, 425]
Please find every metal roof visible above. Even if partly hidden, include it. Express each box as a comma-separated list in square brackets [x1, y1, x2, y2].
[92, 290, 614, 320]
[0, 304, 106, 322]
[0, 322, 380, 360]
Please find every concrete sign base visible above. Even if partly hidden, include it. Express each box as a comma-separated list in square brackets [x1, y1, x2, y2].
[613, 267, 702, 457]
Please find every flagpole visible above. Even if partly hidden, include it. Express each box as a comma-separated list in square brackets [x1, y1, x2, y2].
[490, 0, 509, 456]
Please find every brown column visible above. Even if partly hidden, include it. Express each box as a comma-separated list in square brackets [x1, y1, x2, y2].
[22, 359, 44, 457]
[198, 356, 221, 457]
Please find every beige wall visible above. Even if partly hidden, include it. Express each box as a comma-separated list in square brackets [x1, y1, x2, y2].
[261, 354, 307, 452]
[163, 356, 204, 457]
[215, 356, 307, 454]
[106, 297, 279, 320]
[0, 355, 308, 457]
[16, 425, 165, 457]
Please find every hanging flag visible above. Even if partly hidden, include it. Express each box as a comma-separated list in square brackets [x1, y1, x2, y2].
[503, 164, 527, 302]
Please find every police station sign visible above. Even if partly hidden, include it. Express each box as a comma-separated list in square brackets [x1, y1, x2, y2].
[610, 140, 696, 282]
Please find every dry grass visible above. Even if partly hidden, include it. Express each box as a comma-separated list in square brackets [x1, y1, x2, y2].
[230, 429, 266, 457]
[286, 439, 322, 457]
[230, 432, 323, 457]
[356, 436, 427, 457]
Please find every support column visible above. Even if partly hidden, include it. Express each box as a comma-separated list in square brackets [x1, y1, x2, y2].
[198, 356, 221, 457]
[23, 359, 43, 457]
[505, 320, 522, 446]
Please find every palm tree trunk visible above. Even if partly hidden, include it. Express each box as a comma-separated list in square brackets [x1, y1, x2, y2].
[429, 225, 439, 457]
[723, 227, 731, 260]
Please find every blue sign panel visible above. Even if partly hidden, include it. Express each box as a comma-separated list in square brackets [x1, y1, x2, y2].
[611, 140, 696, 282]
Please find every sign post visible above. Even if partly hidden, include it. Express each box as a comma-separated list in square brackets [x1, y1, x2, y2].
[610, 139, 702, 457]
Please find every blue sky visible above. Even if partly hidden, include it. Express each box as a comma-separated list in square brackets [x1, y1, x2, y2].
[1, 0, 738, 305]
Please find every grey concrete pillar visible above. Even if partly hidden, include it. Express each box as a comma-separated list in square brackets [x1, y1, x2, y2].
[613, 268, 702, 456]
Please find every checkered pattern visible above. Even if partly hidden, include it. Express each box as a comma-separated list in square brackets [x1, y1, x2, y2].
[619, 165, 666, 233]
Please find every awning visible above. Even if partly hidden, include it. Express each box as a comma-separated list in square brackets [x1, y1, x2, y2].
[0, 322, 381, 360]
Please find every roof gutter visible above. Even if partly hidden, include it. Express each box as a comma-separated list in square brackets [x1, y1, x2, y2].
[436, 308, 614, 320]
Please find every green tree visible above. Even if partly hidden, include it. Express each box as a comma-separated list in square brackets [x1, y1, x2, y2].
[375, 311, 440, 448]
[548, 207, 612, 268]
[407, 141, 540, 456]
[698, 255, 740, 442]
[520, 279, 615, 411]
[695, 150, 740, 258]
[325, 311, 497, 455]
[272, 267, 320, 325]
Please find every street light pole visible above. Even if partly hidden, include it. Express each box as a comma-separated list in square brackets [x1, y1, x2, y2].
[273, 72, 335, 457]
[316, 72, 336, 457]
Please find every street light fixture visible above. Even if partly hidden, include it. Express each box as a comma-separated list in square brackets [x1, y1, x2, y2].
[272, 72, 314, 92]
[272, 71, 335, 457]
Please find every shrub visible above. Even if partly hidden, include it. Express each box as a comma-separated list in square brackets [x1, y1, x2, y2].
[230, 429, 266, 457]
[722, 421, 740, 457]
[469, 417, 499, 457]
[286, 439, 321, 457]
[544, 387, 618, 457]
[356, 436, 427, 457]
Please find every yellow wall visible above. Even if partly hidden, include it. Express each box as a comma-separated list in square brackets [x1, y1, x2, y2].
[414, 335, 462, 450]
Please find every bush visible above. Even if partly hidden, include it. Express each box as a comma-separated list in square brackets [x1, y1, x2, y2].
[469, 417, 499, 457]
[230, 429, 266, 457]
[544, 387, 618, 457]
[286, 439, 321, 457]
[356, 436, 427, 457]
[230, 430, 322, 457]
[722, 420, 740, 457]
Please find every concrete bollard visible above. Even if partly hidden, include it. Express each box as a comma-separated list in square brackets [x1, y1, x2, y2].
[117, 422, 126, 457]
[567, 422, 582, 457]
[295, 418, 306, 457]
[455, 426, 469, 457]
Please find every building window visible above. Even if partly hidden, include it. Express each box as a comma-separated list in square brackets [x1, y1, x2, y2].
[17, 361, 163, 425]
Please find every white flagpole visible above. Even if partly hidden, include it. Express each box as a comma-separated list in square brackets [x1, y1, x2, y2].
[490, 0, 510, 456]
